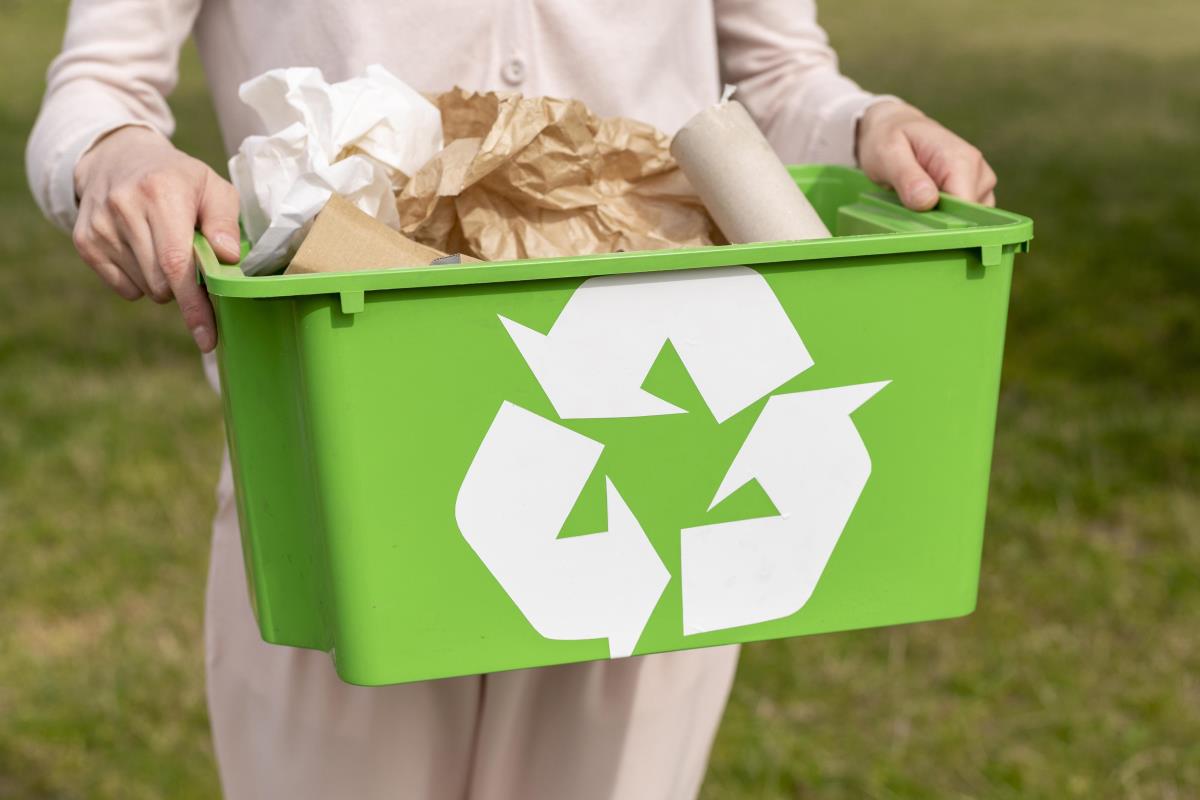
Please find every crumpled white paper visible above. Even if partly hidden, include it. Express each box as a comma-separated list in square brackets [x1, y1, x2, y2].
[229, 65, 443, 275]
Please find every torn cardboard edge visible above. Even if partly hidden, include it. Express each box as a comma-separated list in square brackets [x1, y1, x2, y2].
[284, 195, 481, 275]
[430, 253, 482, 265]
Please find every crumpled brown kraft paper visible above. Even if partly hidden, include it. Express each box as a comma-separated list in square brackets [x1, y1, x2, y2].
[394, 88, 718, 261]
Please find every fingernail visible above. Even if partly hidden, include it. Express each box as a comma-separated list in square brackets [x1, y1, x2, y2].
[910, 182, 938, 207]
[216, 233, 240, 257]
[191, 325, 215, 352]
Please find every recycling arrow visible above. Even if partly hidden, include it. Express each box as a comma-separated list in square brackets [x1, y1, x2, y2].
[457, 264, 889, 654]
[680, 381, 888, 634]
[455, 401, 669, 658]
[500, 267, 813, 423]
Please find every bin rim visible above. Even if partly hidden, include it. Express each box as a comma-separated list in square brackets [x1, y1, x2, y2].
[196, 164, 1033, 300]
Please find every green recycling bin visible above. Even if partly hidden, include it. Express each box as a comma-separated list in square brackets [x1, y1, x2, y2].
[195, 165, 1033, 686]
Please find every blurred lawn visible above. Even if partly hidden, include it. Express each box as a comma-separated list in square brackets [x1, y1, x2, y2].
[0, 0, 1197, 798]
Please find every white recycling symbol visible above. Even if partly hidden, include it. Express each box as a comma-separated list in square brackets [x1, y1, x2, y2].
[455, 266, 888, 658]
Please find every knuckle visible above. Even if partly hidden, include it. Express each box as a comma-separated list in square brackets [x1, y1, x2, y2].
[136, 171, 174, 199]
[71, 227, 100, 264]
[117, 282, 144, 302]
[881, 131, 910, 155]
[926, 148, 950, 169]
[158, 245, 194, 278]
[147, 282, 173, 304]
[142, 269, 172, 302]
[90, 216, 121, 251]
[175, 290, 210, 324]
[105, 185, 139, 218]
[70, 224, 89, 251]
[953, 145, 982, 169]
[178, 300, 206, 324]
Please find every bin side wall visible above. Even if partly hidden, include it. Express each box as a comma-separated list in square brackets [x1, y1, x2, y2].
[279, 250, 1014, 685]
[213, 295, 332, 651]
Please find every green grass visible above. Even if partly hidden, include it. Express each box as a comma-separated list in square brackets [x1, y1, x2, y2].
[0, 1, 1196, 797]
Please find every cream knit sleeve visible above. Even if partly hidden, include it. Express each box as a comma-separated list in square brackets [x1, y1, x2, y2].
[26, 0, 202, 231]
[715, 0, 896, 166]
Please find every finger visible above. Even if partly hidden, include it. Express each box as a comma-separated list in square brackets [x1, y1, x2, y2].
[106, 186, 173, 301]
[196, 170, 242, 264]
[905, 121, 988, 203]
[981, 190, 996, 207]
[869, 135, 940, 211]
[73, 201, 145, 300]
[147, 198, 217, 352]
[93, 260, 146, 301]
[937, 148, 982, 201]
[87, 204, 152, 296]
[110, 238, 153, 296]
[116, 211, 172, 303]
[102, 235, 151, 299]
[977, 162, 998, 204]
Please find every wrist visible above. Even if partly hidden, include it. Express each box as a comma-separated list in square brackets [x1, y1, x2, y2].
[861, 99, 920, 133]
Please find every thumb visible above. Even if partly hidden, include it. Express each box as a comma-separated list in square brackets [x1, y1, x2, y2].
[875, 136, 940, 211]
[197, 169, 243, 264]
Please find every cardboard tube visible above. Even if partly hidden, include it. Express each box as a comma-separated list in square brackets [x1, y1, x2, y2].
[671, 99, 831, 243]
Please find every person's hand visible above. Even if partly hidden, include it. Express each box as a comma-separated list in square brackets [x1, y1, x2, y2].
[856, 99, 996, 211]
[72, 125, 241, 352]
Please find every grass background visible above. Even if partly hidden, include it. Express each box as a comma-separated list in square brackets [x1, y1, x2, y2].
[0, 0, 1196, 797]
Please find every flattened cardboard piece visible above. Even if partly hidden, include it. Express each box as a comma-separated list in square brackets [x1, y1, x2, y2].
[394, 88, 718, 262]
[285, 194, 448, 275]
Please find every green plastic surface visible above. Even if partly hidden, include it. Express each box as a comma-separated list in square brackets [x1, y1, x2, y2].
[196, 165, 1032, 686]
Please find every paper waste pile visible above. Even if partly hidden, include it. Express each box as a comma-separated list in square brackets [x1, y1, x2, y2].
[230, 65, 443, 275]
[229, 66, 830, 276]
